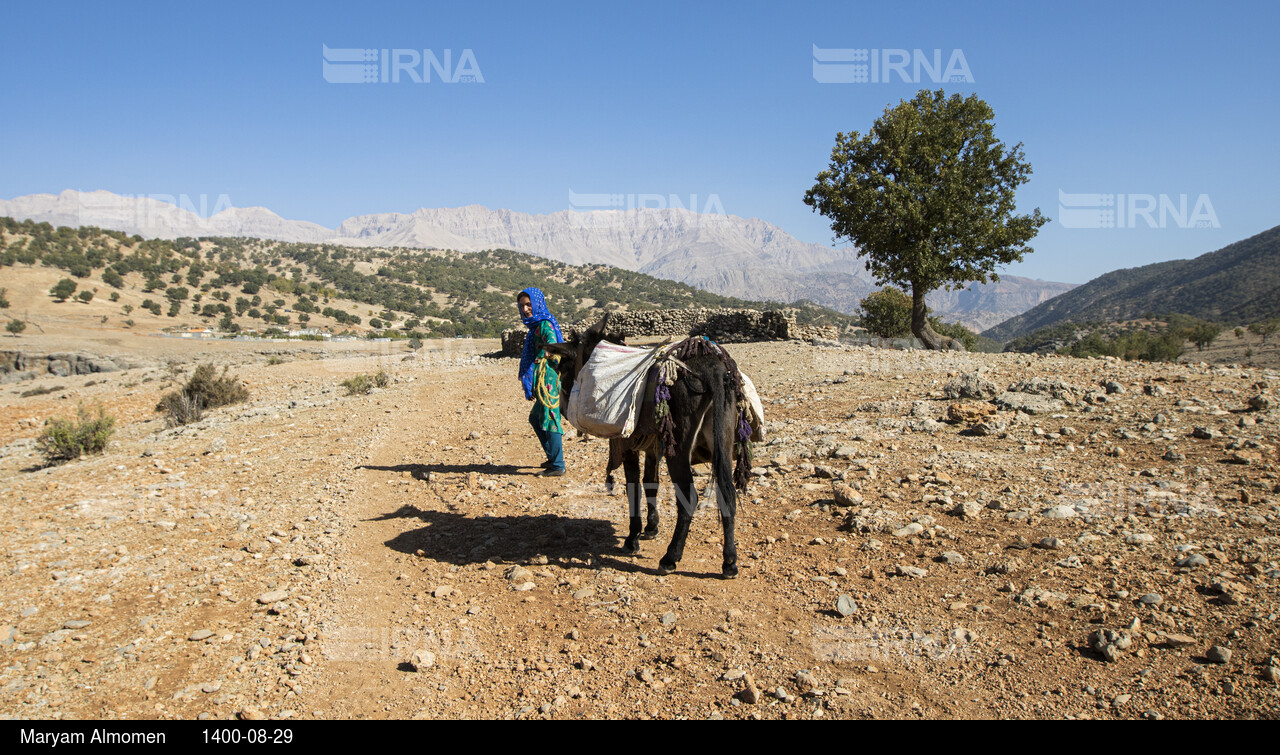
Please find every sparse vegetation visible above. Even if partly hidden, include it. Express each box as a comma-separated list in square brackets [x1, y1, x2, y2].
[266, 355, 287, 366]
[156, 363, 249, 424]
[20, 384, 63, 398]
[0, 287, 8, 308]
[342, 369, 390, 396]
[35, 403, 115, 465]
[6, 319, 24, 335]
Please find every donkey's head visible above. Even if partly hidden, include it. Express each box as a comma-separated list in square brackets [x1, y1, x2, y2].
[544, 313, 620, 404]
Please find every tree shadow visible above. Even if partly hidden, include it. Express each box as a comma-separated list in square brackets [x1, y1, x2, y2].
[374, 504, 725, 579]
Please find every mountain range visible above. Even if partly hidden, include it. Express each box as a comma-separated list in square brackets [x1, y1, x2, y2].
[0, 189, 1073, 330]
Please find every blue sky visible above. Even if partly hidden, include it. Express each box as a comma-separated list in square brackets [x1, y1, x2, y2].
[2, 0, 1277, 284]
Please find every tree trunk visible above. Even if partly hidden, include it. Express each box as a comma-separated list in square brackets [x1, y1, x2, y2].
[910, 284, 957, 351]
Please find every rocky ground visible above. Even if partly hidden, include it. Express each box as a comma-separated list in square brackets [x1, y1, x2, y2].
[1, 333, 1278, 720]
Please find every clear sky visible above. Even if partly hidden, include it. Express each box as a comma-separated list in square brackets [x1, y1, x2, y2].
[2, 0, 1276, 284]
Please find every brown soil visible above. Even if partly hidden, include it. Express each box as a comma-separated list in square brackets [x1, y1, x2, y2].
[1, 329, 1278, 720]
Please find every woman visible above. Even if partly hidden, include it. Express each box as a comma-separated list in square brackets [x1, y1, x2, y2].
[517, 287, 566, 476]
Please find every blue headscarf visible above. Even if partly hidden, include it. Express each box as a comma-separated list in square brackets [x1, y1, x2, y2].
[517, 287, 563, 400]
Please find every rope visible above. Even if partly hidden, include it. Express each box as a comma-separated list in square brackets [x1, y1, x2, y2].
[534, 357, 562, 432]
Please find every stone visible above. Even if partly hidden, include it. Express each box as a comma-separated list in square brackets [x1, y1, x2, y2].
[895, 565, 927, 578]
[943, 373, 999, 400]
[188, 629, 214, 641]
[1138, 593, 1162, 606]
[257, 590, 288, 604]
[1263, 666, 1280, 683]
[740, 673, 761, 705]
[63, 620, 91, 629]
[946, 402, 996, 424]
[409, 649, 436, 671]
[1226, 450, 1262, 465]
[660, 611, 677, 627]
[1037, 537, 1063, 550]
[950, 502, 982, 519]
[506, 566, 534, 582]
[1125, 533, 1155, 545]
[993, 392, 1065, 415]
[892, 523, 924, 538]
[432, 585, 454, 599]
[1206, 646, 1232, 664]
[831, 483, 862, 507]
[1042, 505, 1077, 519]
[238, 708, 267, 721]
[1176, 554, 1209, 568]
[835, 595, 858, 617]
[1161, 634, 1196, 648]
[938, 551, 966, 565]
[1248, 394, 1272, 411]
[572, 587, 595, 601]
[1191, 426, 1218, 440]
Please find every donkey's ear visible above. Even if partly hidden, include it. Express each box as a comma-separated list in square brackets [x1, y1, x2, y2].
[588, 313, 610, 338]
[544, 342, 575, 360]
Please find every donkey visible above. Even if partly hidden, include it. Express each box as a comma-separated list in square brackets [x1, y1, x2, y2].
[546, 315, 744, 578]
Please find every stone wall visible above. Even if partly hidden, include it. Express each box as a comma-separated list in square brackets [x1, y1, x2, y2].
[500, 308, 839, 357]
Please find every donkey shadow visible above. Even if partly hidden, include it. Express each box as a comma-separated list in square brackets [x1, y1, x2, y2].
[373, 504, 727, 579]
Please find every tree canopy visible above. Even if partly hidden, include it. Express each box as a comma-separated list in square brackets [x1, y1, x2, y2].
[804, 89, 1047, 349]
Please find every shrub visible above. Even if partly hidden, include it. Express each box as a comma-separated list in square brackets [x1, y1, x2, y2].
[36, 404, 115, 465]
[0, 287, 9, 308]
[156, 363, 249, 420]
[858, 288, 912, 338]
[342, 374, 373, 395]
[50, 278, 77, 302]
[157, 390, 204, 427]
[6, 319, 24, 335]
[266, 355, 286, 366]
[373, 368, 390, 388]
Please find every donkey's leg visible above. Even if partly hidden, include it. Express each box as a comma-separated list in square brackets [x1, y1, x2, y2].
[641, 451, 661, 539]
[622, 451, 643, 554]
[711, 385, 739, 579]
[658, 452, 697, 574]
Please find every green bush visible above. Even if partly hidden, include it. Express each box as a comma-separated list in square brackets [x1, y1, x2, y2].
[373, 368, 390, 388]
[342, 374, 373, 395]
[36, 404, 115, 465]
[858, 288, 912, 338]
[156, 363, 249, 420]
[6, 319, 24, 335]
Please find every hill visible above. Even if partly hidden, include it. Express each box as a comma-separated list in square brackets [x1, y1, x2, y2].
[0, 217, 856, 339]
[984, 224, 1280, 342]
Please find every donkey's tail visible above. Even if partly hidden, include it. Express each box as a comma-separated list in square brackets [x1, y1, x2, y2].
[711, 366, 738, 517]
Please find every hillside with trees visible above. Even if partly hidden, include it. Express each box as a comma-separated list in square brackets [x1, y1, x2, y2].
[0, 217, 855, 339]
[983, 224, 1280, 343]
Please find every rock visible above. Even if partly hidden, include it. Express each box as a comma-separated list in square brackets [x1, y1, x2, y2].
[740, 673, 761, 704]
[1206, 646, 1232, 664]
[831, 483, 862, 507]
[835, 595, 858, 617]
[432, 585, 454, 599]
[1191, 426, 1218, 440]
[188, 629, 214, 641]
[1161, 634, 1196, 647]
[938, 551, 966, 565]
[660, 611, 677, 627]
[1103, 380, 1126, 395]
[892, 523, 924, 538]
[63, 620, 91, 629]
[1125, 533, 1155, 545]
[993, 392, 1065, 415]
[1176, 554, 1209, 568]
[1163, 450, 1185, 462]
[793, 669, 818, 694]
[895, 565, 927, 578]
[238, 708, 267, 721]
[1248, 394, 1272, 411]
[950, 502, 982, 519]
[949, 628, 977, 643]
[1036, 537, 1063, 550]
[946, 402, 996, 424]
[1139, 593, 1163, 606]
[1263, 666, 1280, 683]
[1042, 505, 1077, 519]
[1226, 450, 1262, 465]
[572, 587, 595, 601]
[409, 649, 436, 671]
[943, 373, 998, 400]
[511, 582, 536, 592]
[257, 590, 288, 604]
[506, 566, 534, 582]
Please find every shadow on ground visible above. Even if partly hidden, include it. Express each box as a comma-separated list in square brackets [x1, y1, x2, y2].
[374, 504, 728, 580]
